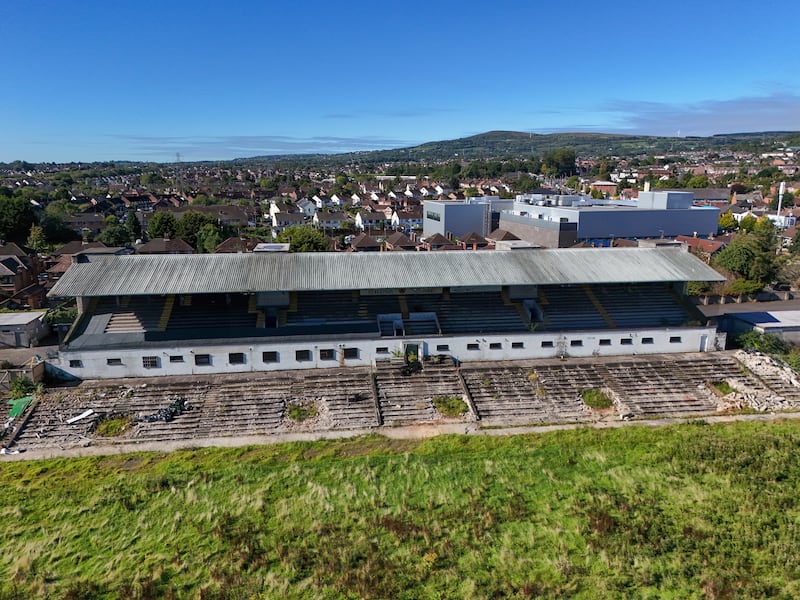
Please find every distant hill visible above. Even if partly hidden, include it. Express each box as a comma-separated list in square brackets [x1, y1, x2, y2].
[233, 130, 800, 168]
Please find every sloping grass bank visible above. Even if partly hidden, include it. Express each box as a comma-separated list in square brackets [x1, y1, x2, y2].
[1, 421, 799, 599]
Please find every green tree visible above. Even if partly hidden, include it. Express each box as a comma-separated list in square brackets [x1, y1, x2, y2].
[542, 148, 577, 176]
[96, 219, 130, 246]
[713, 230, 777, 288]
[718, 212, 737, 232]
[738, 214, 757, 232]
[195, 223, 222, 254]
[789, 230, 800, 254]
[147, 212, 177, 239]
[26, 224, 47, 252]
[40, 214, 78, 244]
[275, 225, 328, 252]
[0, 197, 36, 244]
[190, 194, 215, 206]
[686, 175, 710, 188]
[125, 211, 142, 242]
[176, 211, 217, 249]
[45, 199, 79, 218]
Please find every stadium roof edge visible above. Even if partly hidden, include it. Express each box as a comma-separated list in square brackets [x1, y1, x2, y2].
[48, 248, 725, 298]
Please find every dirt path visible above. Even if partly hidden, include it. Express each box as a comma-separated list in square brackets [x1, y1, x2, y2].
[3, 410, 799, 463]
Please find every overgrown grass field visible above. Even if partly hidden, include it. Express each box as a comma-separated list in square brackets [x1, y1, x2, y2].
[2, 421, 800, 599]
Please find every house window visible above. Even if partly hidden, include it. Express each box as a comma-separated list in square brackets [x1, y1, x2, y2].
[262, 351, 279, 363]
[142, 356, 159, 369]
[541, 341, 554, 348]
[169, 355, 184, 363]
[106, 358, 123, 366]
[296, 349, 312, 362]
[343, 347, 359, 360]
[620, 339, 633, 346]
[376, 347, 389, 354]
[320, 348, 335, 361]
[669, 336, 682, 344]
[467, 343, 480, 351]
[426, 211, 441, 222]
[195, 354, 211, 366]
[229, 352, 246, 364]
[69, 360, 83, 368]
[642, 337, 654, 345]
[512, 342, 524, 349]
[570, 340, 583, 347]
[436, 344, 450, 352]
[599, 339, 612, 346]
[489, 342, 502, 350]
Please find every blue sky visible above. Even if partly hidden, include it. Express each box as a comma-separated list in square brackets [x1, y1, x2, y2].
[2, 0, 799, 162]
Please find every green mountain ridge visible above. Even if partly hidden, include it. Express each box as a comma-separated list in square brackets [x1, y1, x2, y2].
[234, 130, 800, 168]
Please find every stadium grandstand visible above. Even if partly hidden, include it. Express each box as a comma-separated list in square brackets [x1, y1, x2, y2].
[48, 248, 724, 379]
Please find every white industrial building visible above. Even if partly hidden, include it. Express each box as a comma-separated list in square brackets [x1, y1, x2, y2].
[499, 191, 720, 247]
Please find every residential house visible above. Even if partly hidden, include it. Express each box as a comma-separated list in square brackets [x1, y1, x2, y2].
[419, 232, 459, 251]
[214, 236, 264, 253]
[355, 211, 388, 231]
[675, 235, 726, 262]
[313, 212, 350, 230]
[135, 237, 195, 254]
[458, 232, 490, 250]
[391, 206, 423, 232]
[170, 205, 249, 228]
[384, 231, 417, 251]
[269, 199, 294, 219]
[272, 212, 305, 237]
[296, 199, 317, 218]
[349, 233, 382, 252]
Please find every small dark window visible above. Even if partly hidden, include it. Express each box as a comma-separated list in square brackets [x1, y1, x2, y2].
[343, 347, 359, 359]
[320, 348, 335, 360]
[621, 339, 633, 346]
[170, 355, 184, 363]
[642, 337, 654, 345]
[69, 359, 83, 368]
[296, 349, 312, 361]
[570, 340, 583, 347]
[229, 352, 246, 364]
[106, 358, 122, 366]
[262, 351, 279, 363]
[489, 342, 502, 350]
[142, 356, 159, 369]
[436, 344, 449, 352]
[669, 336, 682, 343]
[195, 354, 211, 366]
[541, 341, 554, 348]
[599, 339, 612, 346]
[512, 342, 524, 349]
[467, 343, 480, 350]
[376, 347, 389, 354]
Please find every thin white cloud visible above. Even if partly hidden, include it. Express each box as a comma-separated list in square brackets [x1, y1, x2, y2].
[602, 93, 800, 136]
[107, 134, 417, 161]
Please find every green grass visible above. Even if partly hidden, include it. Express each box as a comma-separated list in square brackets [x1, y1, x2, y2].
[432, 395, 468, 417]
[580, 388, 613, 409]
[711, 380, 737, 396]
[2, 422, 800, 598]
[94, 416, 132, 437]
[286, 402, 318, 422]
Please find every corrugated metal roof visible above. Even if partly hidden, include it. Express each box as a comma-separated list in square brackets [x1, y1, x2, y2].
[48, 248, 725, 298]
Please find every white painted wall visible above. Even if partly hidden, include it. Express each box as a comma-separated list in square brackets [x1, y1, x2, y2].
[52, 326, 718, 379]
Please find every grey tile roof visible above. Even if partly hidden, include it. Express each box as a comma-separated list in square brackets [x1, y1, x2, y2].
[48, 248, 724, 298]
